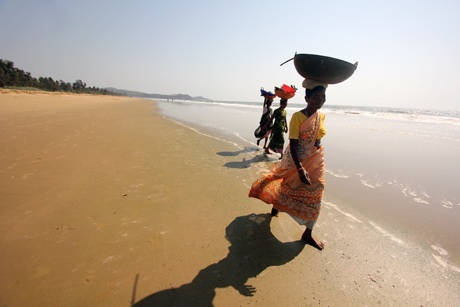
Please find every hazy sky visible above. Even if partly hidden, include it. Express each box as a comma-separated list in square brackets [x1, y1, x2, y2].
[1, 0, 459, 110]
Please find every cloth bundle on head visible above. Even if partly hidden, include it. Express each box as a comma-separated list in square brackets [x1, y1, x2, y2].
[302, 79, 328, 90]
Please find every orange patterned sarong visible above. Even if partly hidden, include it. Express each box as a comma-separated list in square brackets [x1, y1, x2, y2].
[249, 112, 325, 222]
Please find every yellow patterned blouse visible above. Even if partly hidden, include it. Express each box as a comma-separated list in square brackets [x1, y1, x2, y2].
[289, 111, 326, 140]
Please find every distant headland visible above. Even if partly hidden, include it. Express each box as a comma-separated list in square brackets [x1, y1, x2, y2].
[105, 87, 213, 102]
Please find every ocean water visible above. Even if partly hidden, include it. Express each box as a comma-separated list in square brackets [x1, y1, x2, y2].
[153, 98, 460, 274]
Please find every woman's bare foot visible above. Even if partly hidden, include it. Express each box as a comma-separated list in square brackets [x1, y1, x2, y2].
[301, 228, 324, 250]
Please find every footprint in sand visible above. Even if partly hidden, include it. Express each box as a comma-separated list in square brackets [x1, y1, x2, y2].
[6, 163, 18, 170]
[33, 266, 51, 278]
[102, 256, 114, 264]
[84, 272, 96, 283]
[56, 225, 76, 231]
[22, 172, 34, 179]
[15, 154, 31, 161]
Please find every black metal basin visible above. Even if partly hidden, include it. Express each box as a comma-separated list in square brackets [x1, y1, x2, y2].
[287, 54, 358, 84]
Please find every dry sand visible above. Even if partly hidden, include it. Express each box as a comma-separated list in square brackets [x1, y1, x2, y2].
[1, 91, 459, 306]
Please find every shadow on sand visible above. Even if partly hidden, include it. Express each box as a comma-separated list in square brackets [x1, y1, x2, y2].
[218, 147, 278, 169]
[132, 213, 305, 306]
[216, 146, 259, 157]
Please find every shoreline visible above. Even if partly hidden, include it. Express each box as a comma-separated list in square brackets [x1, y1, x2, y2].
[155, 98, 460, 265]
[1, 92, 459, 306]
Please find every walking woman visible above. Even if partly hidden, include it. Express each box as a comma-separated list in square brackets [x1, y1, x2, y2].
[263, 98, 288, 159]
[249, 81, 327, 250]
[256, 97, 273, 149]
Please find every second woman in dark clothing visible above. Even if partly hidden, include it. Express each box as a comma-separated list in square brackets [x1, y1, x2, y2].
[256, 97, 273, 149]
[263, 98, 288, 159]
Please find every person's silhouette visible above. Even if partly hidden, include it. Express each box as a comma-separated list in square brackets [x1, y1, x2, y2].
[133, 213, 305, 306]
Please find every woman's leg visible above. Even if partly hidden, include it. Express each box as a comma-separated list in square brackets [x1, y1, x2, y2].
[277, 148, 284, 159]
[301, 224, 324, 250]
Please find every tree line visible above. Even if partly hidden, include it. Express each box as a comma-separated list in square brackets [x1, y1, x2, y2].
[0, 59, 122, 95]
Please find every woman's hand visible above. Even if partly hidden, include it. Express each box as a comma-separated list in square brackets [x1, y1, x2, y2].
[298, 168, 311, 185]
[290, 139, 310, 184]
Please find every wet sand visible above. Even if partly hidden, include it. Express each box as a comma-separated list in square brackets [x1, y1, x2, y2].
[0, 91, 459, 306]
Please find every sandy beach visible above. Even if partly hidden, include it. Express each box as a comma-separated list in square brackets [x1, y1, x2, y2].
[1, 91, 459, 306]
